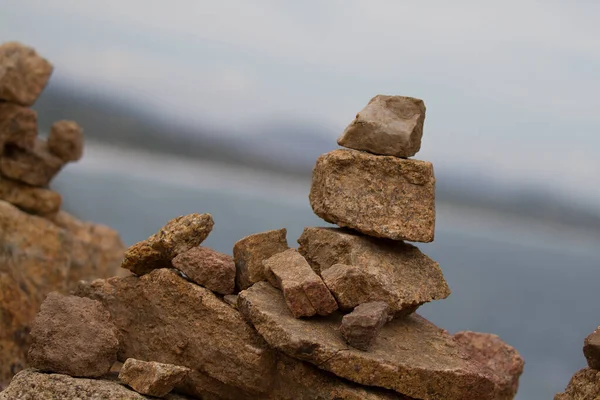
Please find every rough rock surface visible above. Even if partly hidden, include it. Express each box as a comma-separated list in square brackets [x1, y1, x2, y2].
[119, 358, 190, 397]
[0, 42, 53, 106]
[263, 249, 338, 318]
[0, 139, 64, 186]
[28, 292, 119, 377]
[172, 246, 235, 295]
[555, 368, 600, 400]
[298, 227, 449, 313]
[0, 103, 37, 152]
[234, 228, 289, 290]
[75, 268, 276, 395]
[340, 302, 389, 351]
[238, 282, 500, 400]
[0, 176, 61, 216]
[337, 95, 426, 158]
[309, 149, 436, 242]
[0, 369, 191, 400]
[47, 120, 84, 162]
[584, 326, 600, 370]
[223, 294, 238, 309]
[121, 213, 214, 275]
[454, 331, 524, 400]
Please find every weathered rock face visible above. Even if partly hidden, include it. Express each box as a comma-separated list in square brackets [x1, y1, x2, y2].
[340, 302, 389, 351]
[75, 268, 276, 395]
[121, 213, 214, 275]
[0, 103, 37, 151]
[454, 331, 524, 400]
[264, 249, 338, 318]
[555, 368, 600, 400]
[28, 292, 119, 378]
[238, 282, 500, 400]
[234, 228, 289, 290]
[0, 139, 64, 186]
[119, 358, 190, 398]
[298, 227, 449, 313]
[309, 149, 435, 242]
[0, 176, 62, 216]
[0, 42, 53, 106]
[337, 95, 426, 158]
[584, 326, 600, 370]
[172, 247, 235, 295]
[47, 120, 84, 162]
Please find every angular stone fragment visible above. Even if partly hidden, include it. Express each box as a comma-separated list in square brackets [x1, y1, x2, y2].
[28, 292, 119, 377]
[298, 227, 449, 313]
[340, 302, 389, 351]
[454, 331, 524, 400]
[47, 120, 84, 162]
[238, 282, 500, 400]
[223, 294, 238, 309]
[555, 368, 600, 400]
[234, 228, 289, 290]
[309, 149, 435, 242]
[338, 95, 426, 158]
[0, 176, 61, 216]
[119, 358, 191, 397]
[263, 249, 338, 318]
[121, 213, 214, 275]
[0, 103, 37, 151]
[584, 326, 600, 370]
[75, 268, 276, 395]
[0, 139, 64, 186]
[172, 247, 235, 295]
[0, 42, 53, 106]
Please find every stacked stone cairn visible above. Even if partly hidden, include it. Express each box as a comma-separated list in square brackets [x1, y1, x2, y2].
[0, 92, 526, 397]
[555, 326, 600, 399]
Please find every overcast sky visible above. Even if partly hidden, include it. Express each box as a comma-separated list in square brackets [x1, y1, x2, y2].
[2, 1, 599, 206]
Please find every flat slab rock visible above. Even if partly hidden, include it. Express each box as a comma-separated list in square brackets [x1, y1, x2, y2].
[172, 246, 235, 295]
[0, 175, 61, 217]
[238, 282, 501, 400]
[0, 138, 65, 186]
[298, 227, 450, 314]
[119, 358, 190, 397]
[309, 149, 435, 242]
[341, 302, 389, 351]
[555, 367, 600, 400]
[584, 326, 600, 370]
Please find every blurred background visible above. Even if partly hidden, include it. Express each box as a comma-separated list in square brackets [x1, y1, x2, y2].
[2, 1, 600, 398]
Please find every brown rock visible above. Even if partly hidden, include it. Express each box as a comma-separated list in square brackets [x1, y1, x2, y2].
[28, 292, 119, 377]
[555, 368, 600, 400]
[172, 247, 235, 295]
[75, 268, 276, 395]
[298, 227, 449, 313]
[234, 228, 289, 290]
[454, 331, 524, 399]
[238, 282, 500, 400]
[0, 139, 64, 186]
[0, 42, 53, 106]
[121, 213, 214, 275]
[584, 326, 600, 370]
[47, 120, 84, 162]
[309, 149, 436, 242]
[0, 102, 37, 151]
[119, 358, 190, 397]
[0, 175, 61, 216]
[340, 302, 389, 351]
[223, 294, 238, 309]
[337, 95, 426, 158]
[263, 249, 338, 318]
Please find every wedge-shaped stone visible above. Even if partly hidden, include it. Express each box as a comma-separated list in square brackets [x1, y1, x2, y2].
[555, 368, 600, 400]
[298, 227, 449, 314]
[309, 149, 435, 242]
[341, 302, 389, 351]
[584, 326, 600, 370]
[0, 103, 37, 151]
[119, 358, 190, 397]
[238, 282, 500, 400]
[0, 176, 61, 216]
[338, 95, 426, 158]
[172, 247, 235, 295]
[0, 139, 64, 186]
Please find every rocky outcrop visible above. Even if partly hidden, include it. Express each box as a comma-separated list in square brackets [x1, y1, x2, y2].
[555, 368, 600, 400]
[119, 358, 190, 397]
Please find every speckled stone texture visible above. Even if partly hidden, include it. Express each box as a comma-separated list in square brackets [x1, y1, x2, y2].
[0, 103, 37, 152]
[584, 326, 600, 370]
[47, 120, 84, 162]
[0, 176, 61, 216]
[172, 246, 235, 295]
[309, 149, 435, 242]
[337, 95, 426, 158]
[119, 358, 190, 397]
[340, 302, 389, 351]
[0, 139, 64, 186]
[555, 368, 600, 400]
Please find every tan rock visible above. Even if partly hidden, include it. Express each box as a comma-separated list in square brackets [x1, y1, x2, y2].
[555, 368, 600, 400]
[264, 249, 338, 318]
[454, 331, 524, 400]
[0, 102, 37, 151]
[0, 139, 64, 186]
[234, 228, 289, 290]
[28, 292, 119, 377]
[0, 42, 53, 106]
[337, 95, 426, 158]
[340, 302, 389, 351]
[0, 175, 61, 216]
[223, 294, 238, 309]
[121, 213, 214, 275]
[238, 282, 500, 400]
[309, 149, 436, 242]
[584, 326, 600, 370]
[47, 120, 84, 162]
[172, 247, 235, 295]
[298, 227, 449, 313]
[119, 358, 190, 397]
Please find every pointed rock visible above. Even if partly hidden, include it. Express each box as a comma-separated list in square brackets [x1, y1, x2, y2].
[341, 302, 389, 351]
[0, 139, 64, 186]
[119, 358, 190, 397]
[0, 176, 61, 216]
[0, 103, 37, 151]
[172, 247, 235, 295]
[555, 368, 600, 400]
[584, 326, 600, 370]
[47, 120, 84, 162]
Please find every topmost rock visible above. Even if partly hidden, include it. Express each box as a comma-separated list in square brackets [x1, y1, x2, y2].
[0, 42, 53, 106]
[337, 95, 426, 158]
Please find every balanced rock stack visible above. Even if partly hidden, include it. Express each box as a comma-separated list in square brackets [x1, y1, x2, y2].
[555, 326, 600, 399]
